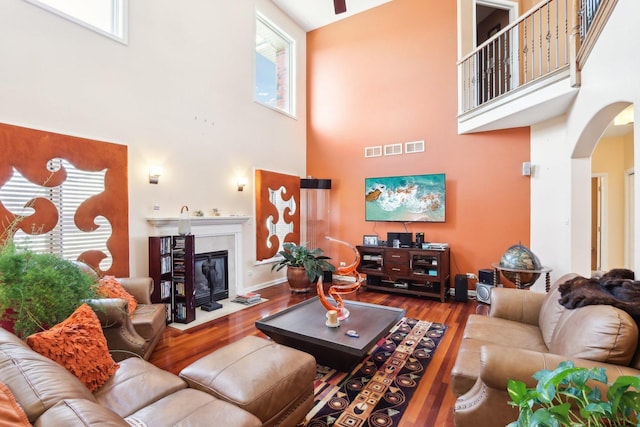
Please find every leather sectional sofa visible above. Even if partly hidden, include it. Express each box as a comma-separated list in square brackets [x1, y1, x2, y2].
[451, 273, 640, 427]
[74, 261, 167, 362]
[0, 328, 316, 426]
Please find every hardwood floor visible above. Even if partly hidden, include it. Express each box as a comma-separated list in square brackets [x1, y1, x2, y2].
[149, 283, 478, 427]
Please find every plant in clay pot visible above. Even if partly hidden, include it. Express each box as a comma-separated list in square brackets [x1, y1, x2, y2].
[0, 241, 99, 338]
[271, 242, 335, 293]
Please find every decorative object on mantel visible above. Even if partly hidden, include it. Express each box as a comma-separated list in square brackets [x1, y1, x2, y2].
[492, 243, 551, 291]
[193, 209, 204, 217]
[177, 205, 191, 235]
[211, 208, 220, 216]
[316, 237, 361, 320]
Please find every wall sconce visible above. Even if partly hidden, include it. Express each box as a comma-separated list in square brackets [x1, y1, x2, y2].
[237, 177, 248, 192]
[149, 166, 163, 184]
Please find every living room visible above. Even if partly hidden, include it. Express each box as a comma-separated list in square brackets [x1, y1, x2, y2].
[1, 0, 637, 285]
[0, 0, 639, 425]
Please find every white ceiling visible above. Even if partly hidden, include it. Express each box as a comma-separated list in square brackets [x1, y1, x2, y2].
[272, 0, 393, 32]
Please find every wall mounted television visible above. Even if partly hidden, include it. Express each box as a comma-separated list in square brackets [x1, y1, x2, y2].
[365, 173, 446, 222]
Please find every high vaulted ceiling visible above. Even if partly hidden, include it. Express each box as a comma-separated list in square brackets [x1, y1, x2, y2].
[272, 0, 393, 32]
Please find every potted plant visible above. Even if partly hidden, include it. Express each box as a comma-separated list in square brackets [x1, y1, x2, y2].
[0, 241, 99, 338]
[271, 242, 335, 293]
[507, 360, 640, 426]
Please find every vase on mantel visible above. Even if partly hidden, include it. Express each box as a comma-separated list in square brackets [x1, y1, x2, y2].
[178, 205, 191, 235]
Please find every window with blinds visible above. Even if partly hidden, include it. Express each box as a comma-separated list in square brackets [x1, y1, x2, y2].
[0, 158, 112, 270]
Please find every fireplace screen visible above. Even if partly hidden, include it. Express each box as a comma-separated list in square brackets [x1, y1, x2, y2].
[193, 251, 229, 306]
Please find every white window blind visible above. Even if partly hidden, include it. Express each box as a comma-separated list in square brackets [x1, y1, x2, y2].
[0, 158, 112, 269]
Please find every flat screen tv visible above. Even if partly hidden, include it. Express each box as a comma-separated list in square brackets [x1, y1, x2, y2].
[365, 173, 446, 222]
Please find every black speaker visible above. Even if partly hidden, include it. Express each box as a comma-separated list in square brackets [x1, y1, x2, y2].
[323, 270, 333, 283]
[455, 274, 468, 302]
[479, 268, 496, 284]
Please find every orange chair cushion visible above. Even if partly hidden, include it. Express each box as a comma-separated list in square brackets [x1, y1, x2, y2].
[97, 275, 138, 315]
[0, 382, 30, 427]
[26, 303, 119, 392]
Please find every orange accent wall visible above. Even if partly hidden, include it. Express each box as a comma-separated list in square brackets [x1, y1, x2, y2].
[306, 0, 531, 283]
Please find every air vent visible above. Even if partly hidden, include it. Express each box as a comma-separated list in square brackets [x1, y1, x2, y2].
[405, 140, 425, 154]
[383, 144, 402, 156]
[364, 146, 382, 158]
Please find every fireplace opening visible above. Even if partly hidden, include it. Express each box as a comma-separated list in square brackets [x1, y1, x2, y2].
[194, 250, 229, 311]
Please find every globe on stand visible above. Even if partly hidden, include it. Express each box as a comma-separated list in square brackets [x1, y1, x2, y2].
[492, 243, 551, 290]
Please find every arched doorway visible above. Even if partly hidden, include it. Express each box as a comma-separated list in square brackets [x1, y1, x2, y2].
[575, 103, 635, 273]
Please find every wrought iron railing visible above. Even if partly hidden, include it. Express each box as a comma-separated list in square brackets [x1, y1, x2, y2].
[459, 0, 574, 114]
[458, 0, 612, 115]
[579, 0, 602, 40]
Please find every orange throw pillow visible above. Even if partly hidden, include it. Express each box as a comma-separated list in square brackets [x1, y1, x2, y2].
[0, 382, 30, 427]
[97, 275, 138, 315]
[26, 303, 119, 392]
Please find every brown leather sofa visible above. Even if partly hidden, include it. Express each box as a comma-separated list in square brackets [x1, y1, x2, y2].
[451, 273, 640, 427]
[74, 261, 166, 361]
[88, 277, 167, 361]
[0, 327, 316, 426]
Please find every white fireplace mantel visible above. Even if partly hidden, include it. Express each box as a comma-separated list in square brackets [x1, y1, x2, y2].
[146, 216, 251, 230]
[146, 216, 251, 295]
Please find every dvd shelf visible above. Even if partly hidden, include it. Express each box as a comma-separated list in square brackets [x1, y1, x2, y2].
[356, 245, 450, 302]
[149, 235, 196, 324]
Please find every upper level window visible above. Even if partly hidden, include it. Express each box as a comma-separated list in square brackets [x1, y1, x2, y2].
[255, 13, 295, 116]
[26, 0, 127, 43]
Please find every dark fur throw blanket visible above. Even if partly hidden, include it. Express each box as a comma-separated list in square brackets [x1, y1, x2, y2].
[558, 269, 640, 319]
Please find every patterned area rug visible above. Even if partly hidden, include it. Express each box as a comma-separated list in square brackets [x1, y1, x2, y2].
[305, 318, 447, 427]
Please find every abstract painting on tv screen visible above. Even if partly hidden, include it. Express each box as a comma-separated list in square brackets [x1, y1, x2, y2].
[365, 173, 445, 222]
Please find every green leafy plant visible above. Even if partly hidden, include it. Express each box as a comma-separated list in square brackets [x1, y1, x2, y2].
[271, 242, 335, 282]
[507, 360, 640, 427]
[0, 241, 98, 338]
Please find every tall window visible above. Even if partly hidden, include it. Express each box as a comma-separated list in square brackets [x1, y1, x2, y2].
[255, 13, 295, 116]
[26, 0, 127, 43]
[0, 159, 113, 270]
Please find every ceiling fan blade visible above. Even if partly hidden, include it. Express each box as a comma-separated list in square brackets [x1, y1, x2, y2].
[334, 0, 347, 14]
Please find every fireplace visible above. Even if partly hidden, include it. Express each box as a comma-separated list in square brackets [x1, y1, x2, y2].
[146, 216, 250, 296]
[194, 250, 229, 308]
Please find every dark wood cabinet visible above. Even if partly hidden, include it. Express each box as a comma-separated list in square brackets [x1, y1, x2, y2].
[357, 245, 450, 302]
[149, 235, 196, 324]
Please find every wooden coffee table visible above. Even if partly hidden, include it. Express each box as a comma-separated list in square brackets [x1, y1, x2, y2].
[255, 297, 405, 371]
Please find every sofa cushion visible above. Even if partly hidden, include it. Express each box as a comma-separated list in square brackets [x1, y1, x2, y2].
[538, 274, 576, 348]
[0, 382, 29, 427]
[130, 304, 166, 341]
[462, 314, 548, 351]
[26, 303, 119, 392]
[98, 276, 138, 315]
[450, 314, 548, 397]
[548, 304, 638, 364]
[95, 357, 187, 418]
[180, 336, 316, 424]
[0, 328, 96, 423]
[33, 399, 129, 426]
[125, 388, 261, 427]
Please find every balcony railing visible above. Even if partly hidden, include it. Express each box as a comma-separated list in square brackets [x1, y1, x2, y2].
[458, 0, 615, 115]
[580, 0, 602, 40]
[459, 0, 576, 114]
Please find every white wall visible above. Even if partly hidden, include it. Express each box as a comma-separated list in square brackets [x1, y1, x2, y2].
[530, 0, 639, 290]
[0, 0, 307, 287]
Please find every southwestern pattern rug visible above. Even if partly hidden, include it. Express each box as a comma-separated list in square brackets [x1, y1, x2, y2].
[305, 318, 447, 427]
